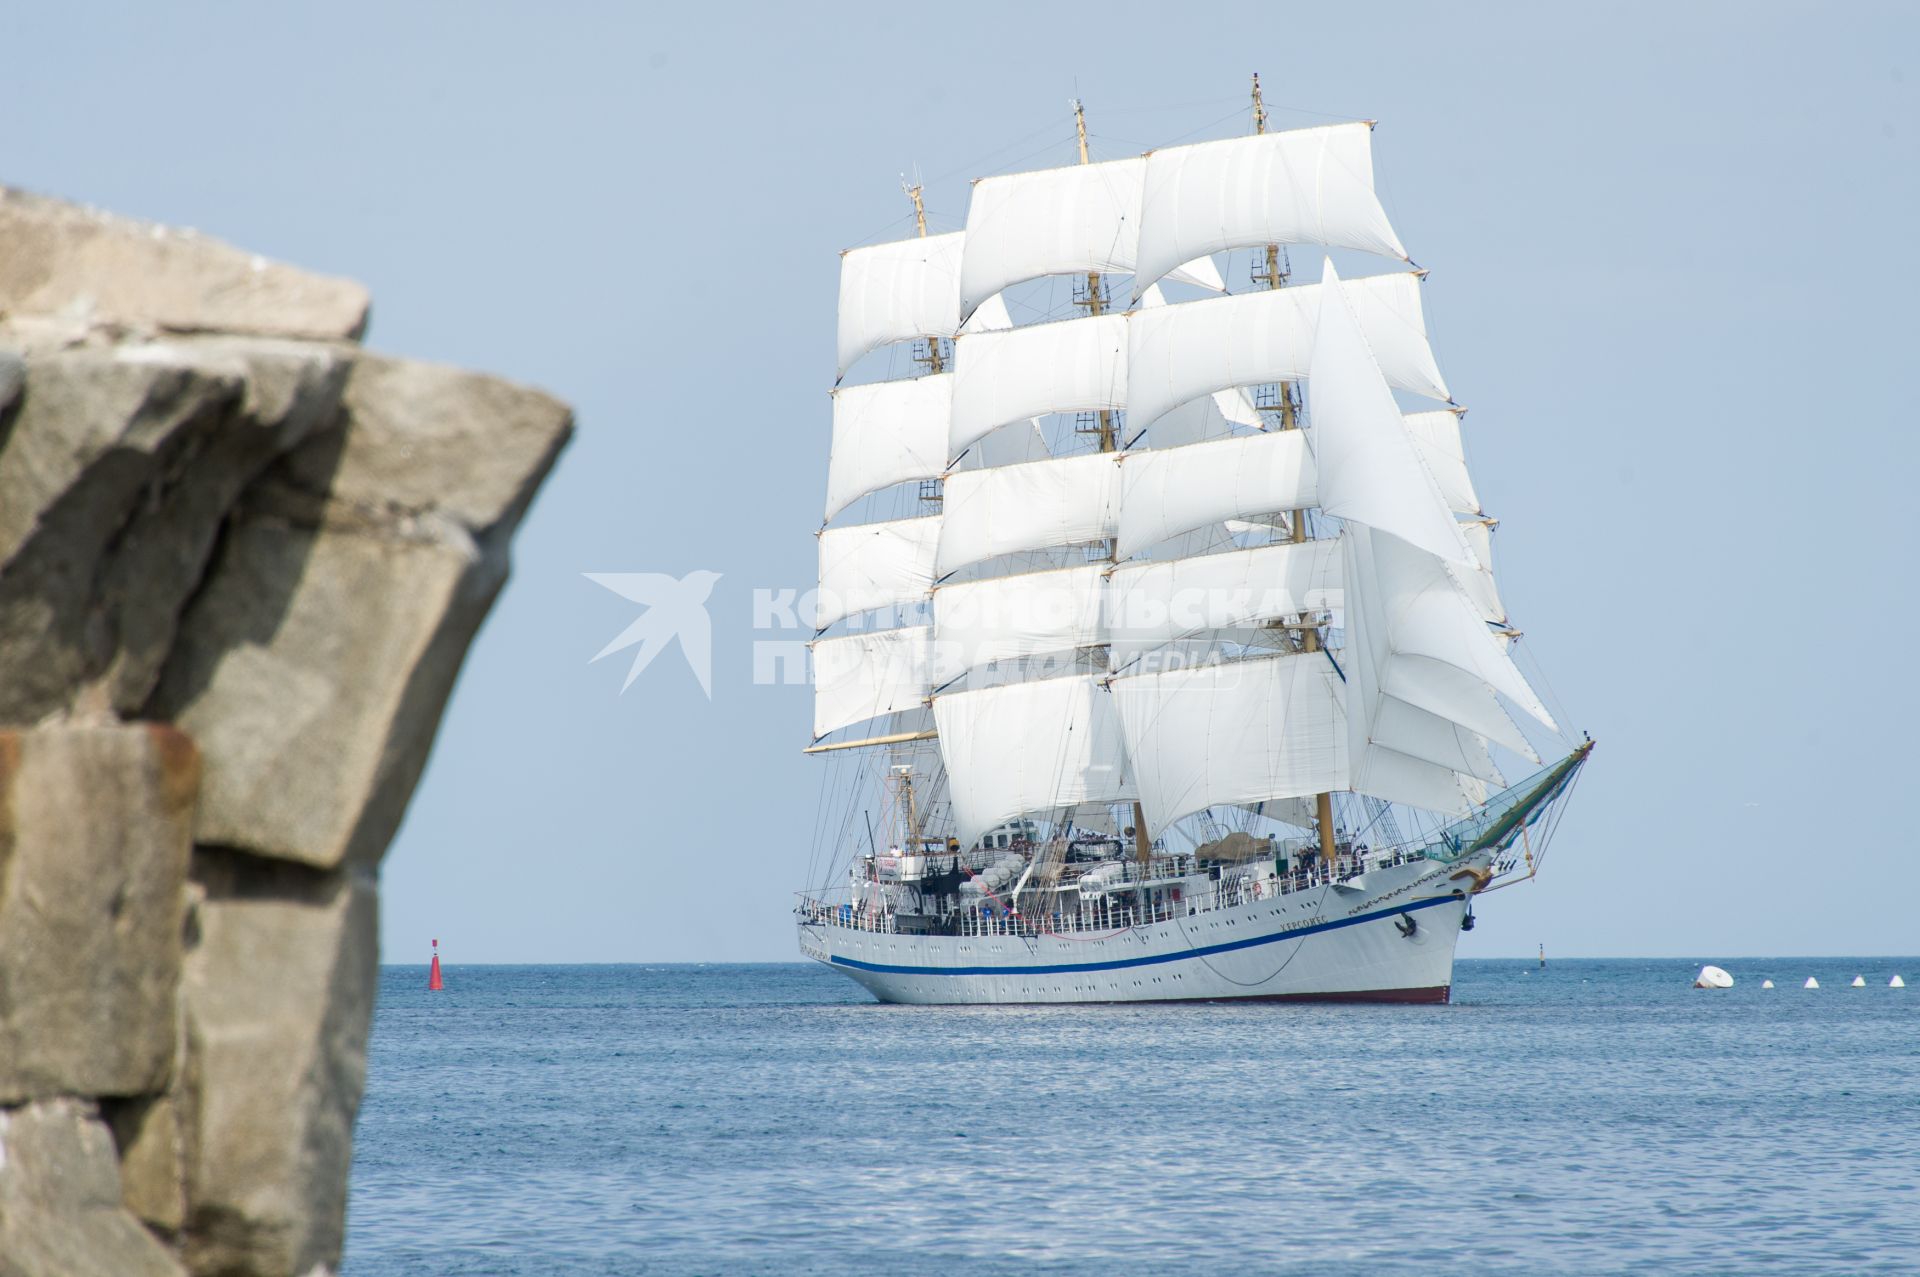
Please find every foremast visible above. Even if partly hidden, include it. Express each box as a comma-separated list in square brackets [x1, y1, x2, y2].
[1250, 72, 1339, 869]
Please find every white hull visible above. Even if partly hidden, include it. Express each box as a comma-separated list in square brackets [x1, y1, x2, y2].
[799, 851, 1485, 1005]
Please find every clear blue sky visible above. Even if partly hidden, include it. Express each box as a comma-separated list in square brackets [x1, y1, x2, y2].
[9, 2, 1915, 961]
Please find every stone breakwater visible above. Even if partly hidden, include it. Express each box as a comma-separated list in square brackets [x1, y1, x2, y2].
[0, 187, 572, 1276]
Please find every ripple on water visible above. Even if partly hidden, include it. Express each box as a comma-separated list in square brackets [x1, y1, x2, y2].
[346, 959, 1920, 1276]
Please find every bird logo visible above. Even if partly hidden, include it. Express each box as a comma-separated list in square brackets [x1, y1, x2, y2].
[584, 570, 722, 697]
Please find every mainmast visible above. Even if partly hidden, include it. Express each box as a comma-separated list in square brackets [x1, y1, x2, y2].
[1071, 98, 1153, 868]
[1251, 71, 1338, 868]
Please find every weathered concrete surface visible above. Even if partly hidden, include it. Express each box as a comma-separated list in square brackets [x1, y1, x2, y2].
[0, 186, 369, 342]
[148, 357, 569, 871]
[294, 351, 574, 530]
[0, 348, 23, 416]
[0, 1099, 187, 1277]
[108, 1090, 190, 1240]
[0, 725, 199, 1105]
[0, 341, 351, 723]
[152, 851, 379, 1277]
[0, 186, 569, 1276]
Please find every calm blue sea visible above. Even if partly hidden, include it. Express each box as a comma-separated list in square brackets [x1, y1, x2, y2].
[344, 960, 1919, 1276]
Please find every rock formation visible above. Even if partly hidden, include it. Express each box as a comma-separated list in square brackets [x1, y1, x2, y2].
[0, 186, 572, 1276]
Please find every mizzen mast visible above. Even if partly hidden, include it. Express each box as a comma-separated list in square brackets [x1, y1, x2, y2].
[903, 176, 947, 516]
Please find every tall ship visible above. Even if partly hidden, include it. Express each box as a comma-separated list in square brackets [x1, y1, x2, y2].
[798, 81, 1592, 1004]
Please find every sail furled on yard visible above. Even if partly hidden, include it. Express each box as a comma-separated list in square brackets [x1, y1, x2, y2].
[1131, 122, 1409, 298]
[933, 675, 1135, 853]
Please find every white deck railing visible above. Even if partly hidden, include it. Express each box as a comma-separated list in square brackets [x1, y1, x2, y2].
[796, 845, 1439, 939]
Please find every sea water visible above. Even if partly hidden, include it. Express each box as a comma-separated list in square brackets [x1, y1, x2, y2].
[344, 959, 1919, 1275]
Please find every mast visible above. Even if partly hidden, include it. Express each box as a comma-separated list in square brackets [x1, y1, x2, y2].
[1251, 71, 1338, 868]
[903, 178, 945, 377]
[893, 764, 922, 849]
[903, 177, 945, 512]
[1072, 97, 1153, 867]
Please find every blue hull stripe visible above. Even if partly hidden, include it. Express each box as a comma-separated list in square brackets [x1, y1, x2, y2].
[826, 893, 1461, 978]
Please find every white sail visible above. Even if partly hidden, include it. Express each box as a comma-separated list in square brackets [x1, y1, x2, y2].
[949, 314, 1127, 456]
[1127, 271, 1449, 434]
[812, 625, 935, 737]
[1308, 260, 1474, 566]
[1342, 523, 1552, 740]
[1145, 387, 1263, 449]
[836, 231, 965, 378]
[936, 452, 1123, 576]
[960, 158, 1146, 319]
[815, 516, 940, 629]
[1107, 538, 1343, 670]
[934, 564, 1106, 671]
[1365, 696, 1506, 787]
[824, 375, 952, 520]
[960, 159, 1228, 318]
[1460, 518, 1507, 625]
[933, 675, 1135, 852]
[963, 417, 1053, 470]
[1346, 741, 1487, 817]
[1114, 429, 1315, 559]
[960, 290, 1014, 334]
[1110, 651, 1348, 838]
[1137, 285, 1261, 448]
[1242, 797, 1319, 830]
[1132, 123, 1408, 298]
[1404, 409, 1480, 516]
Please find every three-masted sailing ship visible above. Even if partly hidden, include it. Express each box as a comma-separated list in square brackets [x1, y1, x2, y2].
[798, 82, 1592, 1004]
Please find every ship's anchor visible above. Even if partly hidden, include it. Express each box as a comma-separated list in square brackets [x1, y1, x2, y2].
[1395, 913, 1418, 939]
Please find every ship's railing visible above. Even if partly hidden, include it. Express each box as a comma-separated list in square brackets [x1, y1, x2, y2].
[794, 844, 1438, 940]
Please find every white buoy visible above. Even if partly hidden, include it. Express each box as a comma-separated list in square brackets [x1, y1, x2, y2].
[1893, 975, 1906, 988]
[1804, 977, 1820, 989]
[1693, 965, 1734, 989]
[1761, 979, 1775, 989]
[1851, 975, 1866, 987]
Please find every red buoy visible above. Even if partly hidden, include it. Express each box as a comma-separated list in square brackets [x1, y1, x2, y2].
[427, 937, 443, 991]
